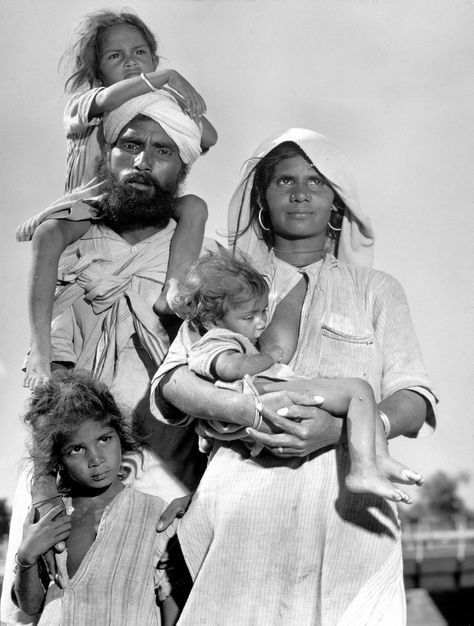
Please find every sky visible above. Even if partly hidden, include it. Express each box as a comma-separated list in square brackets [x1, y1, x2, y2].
[1, 0, 473, 508]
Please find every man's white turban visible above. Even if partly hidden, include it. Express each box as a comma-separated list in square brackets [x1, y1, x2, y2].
[103, 91, 202, 165]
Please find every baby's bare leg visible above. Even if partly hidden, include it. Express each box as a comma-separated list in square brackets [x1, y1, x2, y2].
[255, 376, 420, 503]
[375, 422, 423, 487]
[342, 384, 414, 503]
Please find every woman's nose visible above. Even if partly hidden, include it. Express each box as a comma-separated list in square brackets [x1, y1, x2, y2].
[290, 185, 311, 202]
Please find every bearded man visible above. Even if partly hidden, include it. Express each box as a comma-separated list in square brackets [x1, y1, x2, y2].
[2, 95, 207, 626]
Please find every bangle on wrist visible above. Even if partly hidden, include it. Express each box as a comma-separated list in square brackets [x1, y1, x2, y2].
[140, 72, 157, 92]
[15, 553, 37, 570]
[252, 395, 263, 431]
[378, 409, 391, 439]
[243, 375, 263, 431]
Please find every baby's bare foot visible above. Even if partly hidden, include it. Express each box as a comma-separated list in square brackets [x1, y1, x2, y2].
[377, 453, 423, 487]
[346, 468, 413, 504]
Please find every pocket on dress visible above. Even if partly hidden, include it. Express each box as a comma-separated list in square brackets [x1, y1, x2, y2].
[316, 324, 377, 379]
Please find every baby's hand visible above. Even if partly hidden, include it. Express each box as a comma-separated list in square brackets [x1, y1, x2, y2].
[262, 344, 284, 364]
[24, 351, 51, 390]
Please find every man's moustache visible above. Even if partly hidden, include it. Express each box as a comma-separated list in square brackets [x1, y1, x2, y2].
[122, 172, 157, 187]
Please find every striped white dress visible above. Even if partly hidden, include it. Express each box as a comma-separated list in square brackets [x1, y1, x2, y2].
[155, 253, 435, 626]
[37, 487, 178, 625]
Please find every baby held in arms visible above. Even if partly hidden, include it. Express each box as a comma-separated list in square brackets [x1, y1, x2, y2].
[163, 248, 423, 503]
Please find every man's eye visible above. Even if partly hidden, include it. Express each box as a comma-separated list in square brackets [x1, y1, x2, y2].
[157, 147, 172, 156]
[121, 142, 139, 152]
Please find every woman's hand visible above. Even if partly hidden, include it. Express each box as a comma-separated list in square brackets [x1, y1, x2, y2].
[246, 390, 344, 457]
[17, 505, 71, 568]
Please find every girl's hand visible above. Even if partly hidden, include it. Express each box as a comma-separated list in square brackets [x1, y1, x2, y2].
[161, 70, 207, 120]
[17, 505, 71, 567]
[246, 391, 343, 457]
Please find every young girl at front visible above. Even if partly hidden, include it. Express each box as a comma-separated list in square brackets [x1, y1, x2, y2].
[13, 370, 190, 625]
[158, 248, 423, 503]
[19, 9, 218, 390]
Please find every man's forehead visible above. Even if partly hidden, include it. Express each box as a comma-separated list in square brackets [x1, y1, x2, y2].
[117, 116, 179, 149]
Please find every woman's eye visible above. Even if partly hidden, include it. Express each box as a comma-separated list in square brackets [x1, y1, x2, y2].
[108, 52, 120, 60]
[277, 177, 293, 186]
[99, 435, 112, 444]
[309, 178, 324, 187]
[136, 49, 147, 56]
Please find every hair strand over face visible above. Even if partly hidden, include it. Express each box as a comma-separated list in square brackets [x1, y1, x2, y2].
[61, 10, 158, 93]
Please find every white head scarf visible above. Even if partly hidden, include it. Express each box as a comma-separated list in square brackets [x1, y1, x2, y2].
[228, 128, 374, 267]
[103, 91, 202, 165]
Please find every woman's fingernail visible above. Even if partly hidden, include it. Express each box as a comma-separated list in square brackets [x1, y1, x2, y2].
[277, 407, 289, 416]
[314, 395, 324, 403]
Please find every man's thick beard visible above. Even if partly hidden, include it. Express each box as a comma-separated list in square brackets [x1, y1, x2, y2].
[101, 169, 181, 232]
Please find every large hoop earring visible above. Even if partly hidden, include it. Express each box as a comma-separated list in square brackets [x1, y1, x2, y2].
[258, 207, 271, 232]
[327, 206, 342, 232]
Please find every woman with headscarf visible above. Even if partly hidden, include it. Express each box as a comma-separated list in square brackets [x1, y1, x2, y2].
[152, 128, 436, 625]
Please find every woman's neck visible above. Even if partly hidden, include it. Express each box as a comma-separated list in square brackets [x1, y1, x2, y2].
[272, 237, 326, 267]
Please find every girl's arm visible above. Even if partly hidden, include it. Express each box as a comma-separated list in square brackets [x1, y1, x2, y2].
[213, 345, 283, 381]
[14, 506, 71, 615]
[24, 219, 90, 390]
[153, 195, 207, 316]
[90, 69, 207, 119]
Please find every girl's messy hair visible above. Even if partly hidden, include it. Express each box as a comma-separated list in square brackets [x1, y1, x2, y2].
[62, 9, 158, 93]
[173, 246, 269, 331]
[231, 141, 344, 254]
[24, 370, 140, 491]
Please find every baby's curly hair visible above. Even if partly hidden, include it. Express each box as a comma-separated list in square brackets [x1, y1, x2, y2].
[24, 370, 140, 491]
[173, 247, 269, 331]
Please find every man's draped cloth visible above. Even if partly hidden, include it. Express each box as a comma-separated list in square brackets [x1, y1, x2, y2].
[52, 216, 173, 387]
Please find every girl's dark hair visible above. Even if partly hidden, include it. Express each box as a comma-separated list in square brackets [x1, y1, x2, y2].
[62, 10, 158, 93]
[173, 247, 269, 331]
[24, 370, 141, 492]
[232, 141, 344, 255]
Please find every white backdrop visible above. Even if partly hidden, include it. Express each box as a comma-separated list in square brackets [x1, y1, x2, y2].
[1, 0, 473, 506]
